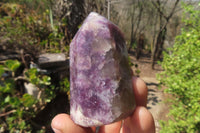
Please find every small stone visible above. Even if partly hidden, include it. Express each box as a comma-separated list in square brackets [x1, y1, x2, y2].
[24, 82, 39, 98]
[38, 53, 67, 69]
[70, 12, 135, 127]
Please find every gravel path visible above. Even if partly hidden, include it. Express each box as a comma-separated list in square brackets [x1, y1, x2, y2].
[130, 54, 169, 133]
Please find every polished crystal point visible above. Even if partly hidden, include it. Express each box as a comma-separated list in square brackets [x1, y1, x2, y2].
[70, 12, 135, 127]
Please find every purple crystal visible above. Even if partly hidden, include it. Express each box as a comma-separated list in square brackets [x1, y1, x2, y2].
[70, 12, 135, 127]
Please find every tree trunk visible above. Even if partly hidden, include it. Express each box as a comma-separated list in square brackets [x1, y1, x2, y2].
[152, 26, 167, 69]
[151, 0, 180, 69]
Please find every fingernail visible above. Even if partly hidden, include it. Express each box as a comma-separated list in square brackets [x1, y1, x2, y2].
[52, 128, 62, 133]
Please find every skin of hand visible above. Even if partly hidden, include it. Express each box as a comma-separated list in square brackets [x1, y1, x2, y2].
[51, 77, 155, 133]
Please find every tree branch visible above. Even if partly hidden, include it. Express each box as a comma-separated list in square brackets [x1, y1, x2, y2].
[166, 0, 180, 21]
[0, 110, 16, 117]
[152, 0, 168, 20]
[152, 0, 180, 21]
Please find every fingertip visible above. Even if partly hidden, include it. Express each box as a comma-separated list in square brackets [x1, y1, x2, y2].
[99, 121, 122, 133]
[51, 113, 93, 133]
[51, 114, 68, 133]
[131, 107, 155, 133]
[132, 77, 148, 106]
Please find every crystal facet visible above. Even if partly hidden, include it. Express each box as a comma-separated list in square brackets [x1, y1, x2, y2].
[70, 12, 135, 127]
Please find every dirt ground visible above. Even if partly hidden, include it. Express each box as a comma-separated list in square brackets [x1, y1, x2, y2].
[129, 53, 170, 133]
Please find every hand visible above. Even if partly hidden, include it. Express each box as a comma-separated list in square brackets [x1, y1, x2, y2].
[51, 77, 155, 133]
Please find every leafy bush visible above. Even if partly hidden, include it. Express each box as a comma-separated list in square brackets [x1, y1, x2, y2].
[0, 1, 73, 132]
[1, 0, 53, 15]
[158, 3, 200, 133]
[0, 60, 70, 132]
[0, 2, 69, 55]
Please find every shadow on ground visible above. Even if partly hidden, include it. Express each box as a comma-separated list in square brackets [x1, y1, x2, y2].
[146, 83, 162, 110]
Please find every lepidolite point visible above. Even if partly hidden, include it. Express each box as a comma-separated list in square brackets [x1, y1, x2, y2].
[70, 12, 135, 127]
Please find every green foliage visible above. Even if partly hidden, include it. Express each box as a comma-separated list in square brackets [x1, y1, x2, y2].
[158, 3, 200, 133]
[0, 1, 71, 132]
[5, 60, 21, 72]
[128, 56, 141, 76]
[0, 2, 68, 54]
[25, 68, 56, 102]
[0, 65, 4, 76]
[21, 94, 37, 108]
[2, 0, 53, 14]
[25, 68, 51, 86]
[0, 60, 70, 132]
[60, 78, 70, 93]
[0, 60, 33, 132]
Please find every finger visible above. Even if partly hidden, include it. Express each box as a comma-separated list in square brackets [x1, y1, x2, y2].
[98, 121, 122, 133]
[51, 113, 94, 133]
[132, 77, 148, 107]
[121, 107, 155, 133]
[98, 77, 149, 133]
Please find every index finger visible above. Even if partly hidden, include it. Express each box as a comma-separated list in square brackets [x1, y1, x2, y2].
[132, 77, 148, 107]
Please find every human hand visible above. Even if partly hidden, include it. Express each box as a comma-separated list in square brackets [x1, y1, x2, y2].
[51, 77, 155, 133]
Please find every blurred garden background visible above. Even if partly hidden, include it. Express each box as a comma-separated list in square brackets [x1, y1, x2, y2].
[0, 0, 200, 132]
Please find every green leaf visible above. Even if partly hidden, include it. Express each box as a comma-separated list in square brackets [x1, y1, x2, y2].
[4, 95, 11, 103]
[40, 75, 51, 85]
[5, 60, 20, 72]
[9, 97, 21, 108]
[0, 65, 4, 77]
[3, 79, 15, 93]
[158, 3, 200, 132]
[21, 94, 36, 108]
[19, 120, 26, 129]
